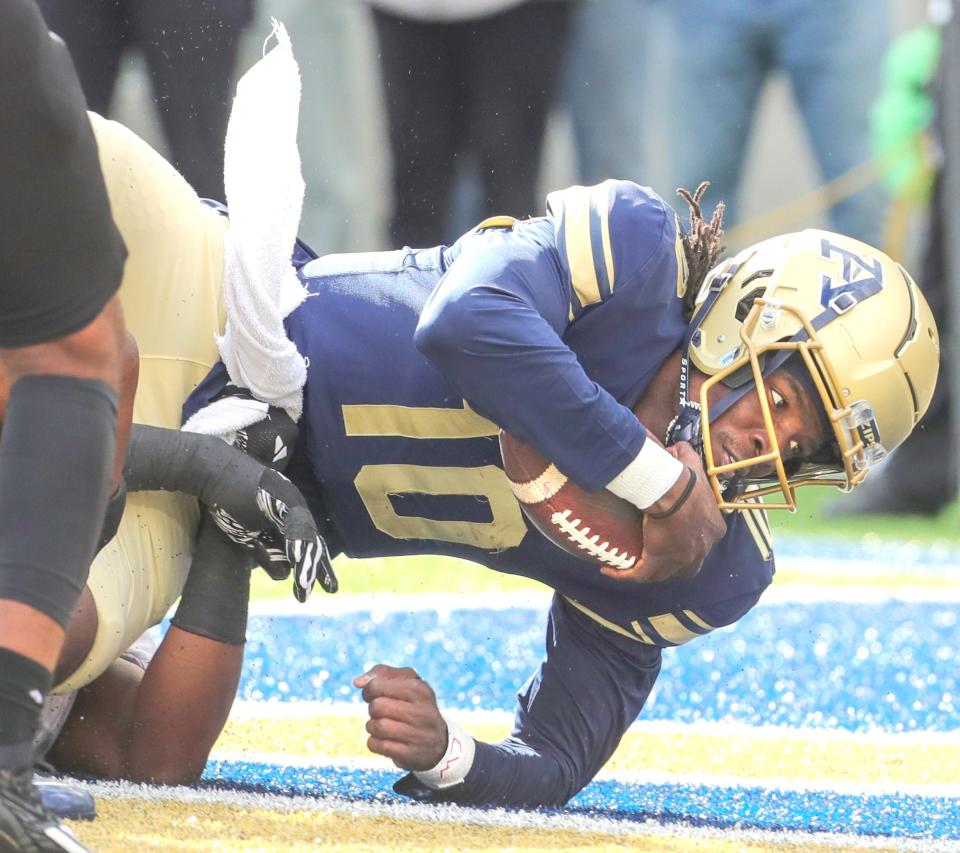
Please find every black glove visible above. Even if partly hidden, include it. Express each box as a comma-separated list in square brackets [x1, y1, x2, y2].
[210, 396, 337, 601]
[210, 467, 338, 600]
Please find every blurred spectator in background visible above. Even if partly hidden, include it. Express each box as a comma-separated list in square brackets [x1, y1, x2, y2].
[562, 0, 654, 186]
[367, 0, 578, 248]
[240, 1, 390, 253]
[36, 0, 255, 200]
[661, 0, 890, 248]
[837, 0, 957, 516]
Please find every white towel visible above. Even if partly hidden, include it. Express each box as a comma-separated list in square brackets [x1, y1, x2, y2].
[209, 19, 308, 431]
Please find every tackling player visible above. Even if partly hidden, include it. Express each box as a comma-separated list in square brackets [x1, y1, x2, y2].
[0, 90, 332, 848]
[27, 417, 330, 790]
[59, 111, 939, 810]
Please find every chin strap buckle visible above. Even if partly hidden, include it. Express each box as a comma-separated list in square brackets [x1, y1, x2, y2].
[665, 404, 703, 452]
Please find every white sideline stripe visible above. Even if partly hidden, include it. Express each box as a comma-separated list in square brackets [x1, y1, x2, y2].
[775, 554, 960, 579]
[222, 706, 960, 796]
[588, 768, 960, 799]
[761, 581, 960, 604]
[75, 778, 953, 852]
[507, 464, 567, 504]
[247, 590, 551, 616]
[247, 582, 960, 617]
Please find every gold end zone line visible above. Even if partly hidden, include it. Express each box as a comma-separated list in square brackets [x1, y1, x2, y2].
[216, 712, 960, 787]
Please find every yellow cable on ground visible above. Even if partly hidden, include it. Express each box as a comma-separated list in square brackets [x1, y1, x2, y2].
[721, 134, 932, 258]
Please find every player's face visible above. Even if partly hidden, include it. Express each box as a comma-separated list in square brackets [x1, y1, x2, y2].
[706, 367, 827, 482]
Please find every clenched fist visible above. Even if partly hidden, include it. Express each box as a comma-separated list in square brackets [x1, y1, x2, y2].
[354, 665, 447, 771]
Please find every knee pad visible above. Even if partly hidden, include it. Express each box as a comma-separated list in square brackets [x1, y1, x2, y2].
[0, 375, 117, 626]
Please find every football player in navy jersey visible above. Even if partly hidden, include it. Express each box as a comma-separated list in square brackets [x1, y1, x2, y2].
[38, 113, 939, 809]
[182, 179, 939, 805]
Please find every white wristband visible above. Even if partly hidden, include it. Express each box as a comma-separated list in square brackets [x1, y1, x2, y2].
[606, 439, 684, 510]
[413, 716, 476, 790]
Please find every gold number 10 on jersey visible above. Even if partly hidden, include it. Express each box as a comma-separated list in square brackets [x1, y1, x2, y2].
[343, 402, 527, 549]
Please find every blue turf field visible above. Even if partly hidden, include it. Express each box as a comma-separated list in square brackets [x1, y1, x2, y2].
[239, 599, 958, 732]
[192, 575, 960, 844]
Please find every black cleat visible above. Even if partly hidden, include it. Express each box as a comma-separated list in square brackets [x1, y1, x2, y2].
[0, 767, 92, 852]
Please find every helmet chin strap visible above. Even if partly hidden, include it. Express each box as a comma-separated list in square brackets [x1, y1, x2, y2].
[665, 265, 745, 490]
[664, 350, 754, 497]
[664, 353, 703, 453]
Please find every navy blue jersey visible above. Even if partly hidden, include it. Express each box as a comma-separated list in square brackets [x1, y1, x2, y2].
[184, 182, 775, 805]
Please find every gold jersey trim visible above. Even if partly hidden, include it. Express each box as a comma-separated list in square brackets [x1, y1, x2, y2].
[342, 402, 497, 439]
[737, 499, 773, 561]
[565, 597, 716, 646]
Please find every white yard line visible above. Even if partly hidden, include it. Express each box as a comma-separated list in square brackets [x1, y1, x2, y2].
[247, 590, 552, 616]
[246, 581, 960, 618]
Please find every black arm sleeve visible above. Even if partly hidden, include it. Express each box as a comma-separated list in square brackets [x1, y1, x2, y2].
[170, 516, 252, 646]
[122, 424, 283, 530]
[395, 594, 662, 807]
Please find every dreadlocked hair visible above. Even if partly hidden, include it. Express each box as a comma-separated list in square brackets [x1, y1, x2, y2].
[676, 181, 726, 319]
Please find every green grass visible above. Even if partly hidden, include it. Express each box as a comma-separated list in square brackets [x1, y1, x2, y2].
[767, 486, 960, 543]
[251, 489, 960, 602]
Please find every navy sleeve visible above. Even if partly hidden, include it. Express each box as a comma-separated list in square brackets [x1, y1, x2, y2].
[394, 595, 662, 807]
[415, 222, 648, 492]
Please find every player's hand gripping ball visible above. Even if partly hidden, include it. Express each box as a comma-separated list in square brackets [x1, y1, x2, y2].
[499, 431, 643, 571]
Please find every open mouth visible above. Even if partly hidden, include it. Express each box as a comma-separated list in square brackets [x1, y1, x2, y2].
[720, 446, 772, 483]
[715, 446, 741, 483]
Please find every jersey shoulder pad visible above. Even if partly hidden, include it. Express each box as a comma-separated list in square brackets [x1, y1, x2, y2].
[546, 180, 685, 310]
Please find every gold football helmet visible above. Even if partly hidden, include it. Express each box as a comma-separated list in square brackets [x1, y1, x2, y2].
[674, 229, 940, 510]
